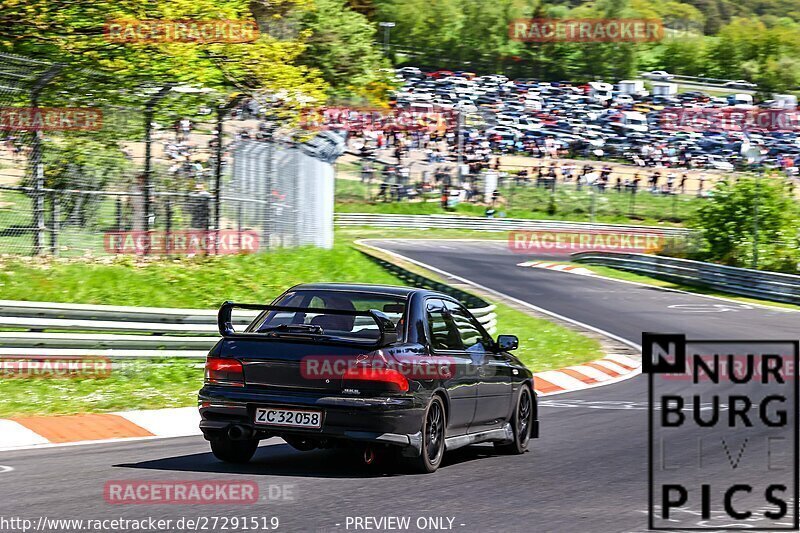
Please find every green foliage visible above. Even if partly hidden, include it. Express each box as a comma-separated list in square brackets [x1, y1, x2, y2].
[367, 0, 800, 89]
[299, 0, 393, 100]
[0, 0, 334, 104]
[690, 178, 800, 273]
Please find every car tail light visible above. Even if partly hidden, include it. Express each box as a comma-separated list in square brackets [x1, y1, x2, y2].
[343, 366, 409, 392]
[205, 358, 244, 387]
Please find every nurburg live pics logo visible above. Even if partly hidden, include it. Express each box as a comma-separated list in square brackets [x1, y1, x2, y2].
[644, 332, 799, 530]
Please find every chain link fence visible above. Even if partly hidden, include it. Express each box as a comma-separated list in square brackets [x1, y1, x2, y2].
[0, 53, 340, 257]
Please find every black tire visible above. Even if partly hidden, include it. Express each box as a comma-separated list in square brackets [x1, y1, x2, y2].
[405, 396, 447, 474]
[209, 436, 259, 464]
[495, 386, 533, 455]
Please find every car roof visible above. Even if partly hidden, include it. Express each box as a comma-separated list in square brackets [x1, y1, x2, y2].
[288, 282, 420, 298]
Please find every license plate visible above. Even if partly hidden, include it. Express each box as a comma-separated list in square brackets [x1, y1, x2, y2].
[254, 407, 322, 428]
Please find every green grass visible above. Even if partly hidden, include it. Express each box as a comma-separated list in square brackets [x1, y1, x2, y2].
[492, 302, 603, 371]
[0, 244, 401, 307]
[0, 237, 604, 416]
[0, 359, 203, 417]
[335, 178, 697, 226]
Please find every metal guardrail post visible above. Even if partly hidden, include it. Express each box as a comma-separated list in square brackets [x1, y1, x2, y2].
[29, 64, 63, 256]
[165, 197, 172, 257]
[49, 192, 59, 256]
[115, 197, 123, 231]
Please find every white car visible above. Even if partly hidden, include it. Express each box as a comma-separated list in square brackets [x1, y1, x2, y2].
[454, 102, 478, 113]
[723, 80, 758, 90]
[486, 126, 521, 139]
[706, 155, 734, 171]
[397, 67, 422, 77]
[643, 70, 674, 81]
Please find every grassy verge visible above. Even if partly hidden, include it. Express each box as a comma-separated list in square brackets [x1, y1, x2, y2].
[0, 244, 401, 307]
[578, 263, 800, 312]
[0, 359, 203, 417]
[0, 235, 605, 416]
[335, 177, 696, 227]
[492, 303, 603, 371]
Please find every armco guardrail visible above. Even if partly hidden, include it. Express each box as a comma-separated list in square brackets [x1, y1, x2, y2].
[0, 288, 497, 356]
[357, 247, 497, 334]
[572, 252, 800, 305]
[335, 213, 691, 236]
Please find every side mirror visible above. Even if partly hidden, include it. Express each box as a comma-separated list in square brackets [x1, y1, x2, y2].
[496, 334, 519, 352]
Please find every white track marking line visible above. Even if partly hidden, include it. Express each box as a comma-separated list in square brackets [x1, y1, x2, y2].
[359, 239, 645, 396]
[579, 263, 798, 313]
[568, 365, 613, 382]
[358, 239, 642, 352]
[374, 238, 797, 313]
[0, 434, 287, 453]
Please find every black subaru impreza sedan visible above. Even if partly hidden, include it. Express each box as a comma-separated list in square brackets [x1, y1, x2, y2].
[198, 283, 538, 473]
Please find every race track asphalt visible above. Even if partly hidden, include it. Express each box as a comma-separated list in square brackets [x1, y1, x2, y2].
[0, 239, 797, 533]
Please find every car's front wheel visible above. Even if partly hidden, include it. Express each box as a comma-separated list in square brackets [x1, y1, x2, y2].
[495, 386, 533, 455]
[405, 396, 446, 474]
[209, 436, 259, 464]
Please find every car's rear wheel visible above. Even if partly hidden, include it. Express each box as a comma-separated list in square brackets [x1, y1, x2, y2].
[209, 436, 259, 464]
[405, 396, 446, 474]
[495, 386, 533, 455]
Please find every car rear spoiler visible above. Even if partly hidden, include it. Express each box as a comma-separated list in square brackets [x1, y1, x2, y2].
[217, 301, 399, 346]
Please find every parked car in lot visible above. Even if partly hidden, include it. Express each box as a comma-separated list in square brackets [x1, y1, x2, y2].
[384, 66, 798, 171]
[724, 80, 758, 90]
[199, 284, 538, 473]
[643, 70, 674, 81]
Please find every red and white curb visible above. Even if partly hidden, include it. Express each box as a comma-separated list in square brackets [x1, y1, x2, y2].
[0, 407, 200, 451]
[0, 354, 640, 450]
[533, 354, 641, 396]
[517, 260, 594, 276]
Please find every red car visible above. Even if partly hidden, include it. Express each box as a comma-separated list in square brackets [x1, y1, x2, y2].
[428, 70, 454, 79]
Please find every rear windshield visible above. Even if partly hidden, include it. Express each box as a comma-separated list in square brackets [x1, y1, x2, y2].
[249, 290, 407, 342]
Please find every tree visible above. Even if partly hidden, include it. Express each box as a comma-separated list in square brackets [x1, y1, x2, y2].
[0, 0, 329, 103]
[690, 178, 800, 273]
[299, 0, 392, 100]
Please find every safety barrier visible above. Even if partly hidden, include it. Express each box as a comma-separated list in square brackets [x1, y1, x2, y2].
[335, 213, 691, 236]
[572, 252, 800, 305]
[0, 286, 497, 357]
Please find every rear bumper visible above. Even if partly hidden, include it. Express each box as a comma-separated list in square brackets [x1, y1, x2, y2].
[198, 385, 425, 451]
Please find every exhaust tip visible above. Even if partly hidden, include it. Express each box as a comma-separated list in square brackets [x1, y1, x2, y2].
[363, 446, 376, 465]
[227, 425, 252, 441]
